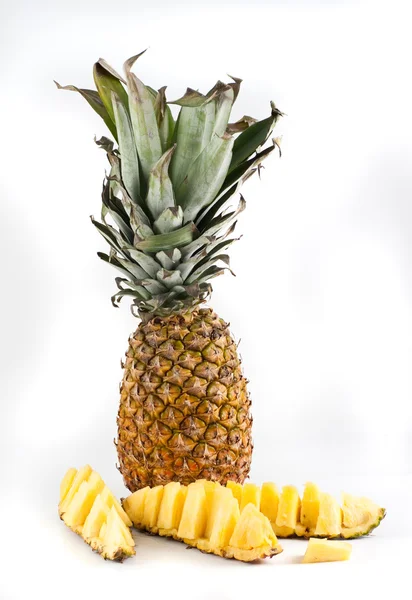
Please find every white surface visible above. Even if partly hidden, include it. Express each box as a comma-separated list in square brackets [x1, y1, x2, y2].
[1, 0, 412, 598]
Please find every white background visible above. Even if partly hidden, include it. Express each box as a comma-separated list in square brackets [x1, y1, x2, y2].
[1, 0, 411, 598]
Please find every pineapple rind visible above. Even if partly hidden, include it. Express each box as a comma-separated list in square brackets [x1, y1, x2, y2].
[59, 466, 135, 562]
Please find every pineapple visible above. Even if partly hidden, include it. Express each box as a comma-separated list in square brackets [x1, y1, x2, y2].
[59, 466, 135, 561]
[56, 52, 282, 491]
[123, 480, 282, 562]
[302, 538, 352, 563]
[225, 481, 385, 539]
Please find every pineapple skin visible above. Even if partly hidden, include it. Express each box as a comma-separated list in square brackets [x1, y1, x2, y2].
[117, 308, 253, 491]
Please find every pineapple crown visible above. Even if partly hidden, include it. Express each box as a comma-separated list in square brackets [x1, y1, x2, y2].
[55, 51, 282, 322]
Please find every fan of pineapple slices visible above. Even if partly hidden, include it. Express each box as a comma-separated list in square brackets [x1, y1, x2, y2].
[226, 481, 386, 539]
[122, 479, 282, 562]
[59, 465, 135, 561]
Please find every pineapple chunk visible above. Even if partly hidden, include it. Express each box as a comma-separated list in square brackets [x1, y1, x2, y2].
[63, 475, 104, 529]
[296, 482, 321, 537]
[59, 465, 92, 514]
[208, 491, 240, 548]
[341, 493, 386, 539]
[227, 481, 243, 506]
[276, 485, 301, 529]
[303, 538, 352, 563]
[315, 493, 341, 538]
[229, 504, 279, 551]
[205, 486, 234, 539]
[60, 467, 77, 503]
[100, 486, 132, 527]
[157, 482, 187, 530]
[240, 483, 261, 512]
[142, 485, 164, 529]
[122, 486, 149, 526]
[260, 482, 280, 524]
[177, 483, 208, 540]
[59, 465, 135, 561]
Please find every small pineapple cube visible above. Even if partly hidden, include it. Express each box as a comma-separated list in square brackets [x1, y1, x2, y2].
[240, 483, 261, 512]
[315, 493, 341, 537]
[276, 485, 301, 529]
[142, 485, 164, 529]
[302, 538, 352, 563]
[157, 482, 187, 530]
[122, 486, 149, 526]
[177, 483, 207, 540]
[227, 481, 243, 506]
[260, 482, 280, 523]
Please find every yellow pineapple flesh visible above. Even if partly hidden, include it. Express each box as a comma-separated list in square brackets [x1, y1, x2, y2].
[59, 466, 135, 561]
[227, 481, 242, 506]
[315, 493, 342, 538]
[123, 480, 282, 562]
[240, 483, 261, 512]
[303, 538, 352, 563]
[341, 493, 386, 539]
[274, 485, 300, 537]
[260, 482, 280, 524]
[295, 482, 321, 537]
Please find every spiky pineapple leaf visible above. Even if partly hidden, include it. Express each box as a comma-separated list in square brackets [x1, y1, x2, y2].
[54, 82, 118, 141]
[93, 60, 129, 125]
[146, 146, 176, 220]
[226, 115, 257, 134]
[111, 92, 141, 203]
[154, 87, 175, 151]
[124, 53, 163, 179]
[168, 88, 213, 107]
[154, 206, 184, 234]
[229, 102, 282, 171]
[212, 86, 234, 137]
[176, 133, 234, 223]
[134, 223, 198, 252]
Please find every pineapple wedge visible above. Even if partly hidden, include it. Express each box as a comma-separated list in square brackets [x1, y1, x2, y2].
[123, 480, 282, 562]
[341, 493, 386, 539]
[315, 493, 342, 538]
[59, 466, 135, 561]
[274, 485, 300, 537]
[295, 482, 321, 538]
[303, 538, 352, 563]
[240, 483, 261, 512]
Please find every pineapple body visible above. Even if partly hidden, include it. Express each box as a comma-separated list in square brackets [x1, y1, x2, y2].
[117, 308, 252, 491]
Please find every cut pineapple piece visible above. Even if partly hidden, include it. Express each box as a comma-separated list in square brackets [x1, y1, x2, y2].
[296, 482, 321, 537]
[178, 483, 208, 540]
[341, 493, 386, 539]
[315, 493, 341, 538]
[303, 538, 352, 563]
[276, 485, 301, 531]
[58, 465, 134, 561]
[100, 486, 132, 527]
[240, 483, 261, 512]
[59, 465, 92, 515]
[123, 480, 282, 562]
[227, 481, 242, 506]
[60, 467, 77, 504]
[260, 482, 280, 524]
[142, 485, 164, 529]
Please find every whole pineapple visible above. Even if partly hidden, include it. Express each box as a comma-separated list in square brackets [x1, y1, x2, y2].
[56, 51, 281, 491]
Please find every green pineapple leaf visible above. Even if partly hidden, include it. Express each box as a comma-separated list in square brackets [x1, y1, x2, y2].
[154, 206, 184, 234]
[146, 146, 176, 220]
[93, 59, 129, 125]
[154, 87, 175, 151]
[134, 223, 198, 252]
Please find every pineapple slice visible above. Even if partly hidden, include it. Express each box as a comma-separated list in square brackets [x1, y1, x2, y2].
[240, 483, 261, 512]
[315, 493, 341, 538]
[122, 486, 149, 526]
[142, 485, 164, 529]
[260, 482, 280, 524]
[227, 481, 243, 506]
[58, 466, 135, 561]
[274, 485, 300, 537]
[303, 538, 352, 563]
[123, 480, 282, 562]
[341, 493, 386, 539]
[178, 483, 208, 540]
[296, 482, 321, 538]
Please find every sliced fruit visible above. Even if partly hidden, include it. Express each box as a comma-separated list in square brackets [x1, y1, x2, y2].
[122, 486, 149, 526]
[296, 482, 321, 537]
[341, 493, 386, 539]
[58, 465, 135, 561]
[276, 485, 301, 531]
[227, 480, 243, 506]
[142, 485, 164, 529]
[240, 483, 261, 512]
[123, 480, 282, 562]
[315, 493, 341, 538]
[260, 482, 280, 524]
[302, 538, 352, 563]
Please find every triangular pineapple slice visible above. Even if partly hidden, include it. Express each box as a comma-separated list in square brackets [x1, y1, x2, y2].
[274, 485, 300, 536]
[100, 507, 135, 561]
[83, 494, 109, 541]
[208, 490, 240, 548]
[122, 486, 149, 526]
[229, 504, 279, 550]
[315, 493, 341, 537]
[341, 493, 385, 539]
[303, 537, 352, 563]
[260, 482, 280, 524]
[100, 486, 132, 527]
[142, 485, 164, 529]
[296, 482, 321, 537]
[177, 483, 208, 540]
[157, 482, 187, 531]
[205, 486, 234, 539]
[59, 465, 92, 515]
[60, 468, 77, 504]
[226, 481, 242, 506]
[240, 483, 261, 512]
[63, 474, 104, 530]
